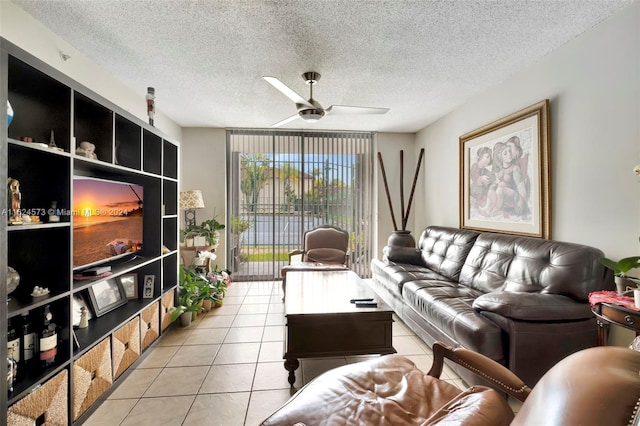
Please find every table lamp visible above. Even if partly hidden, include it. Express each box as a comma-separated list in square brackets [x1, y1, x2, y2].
[179, 189, 205, 227]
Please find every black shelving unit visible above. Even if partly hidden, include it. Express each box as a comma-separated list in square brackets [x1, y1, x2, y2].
[1, 38, 180, 424]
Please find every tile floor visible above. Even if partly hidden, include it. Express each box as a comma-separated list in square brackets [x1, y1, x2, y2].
[84, 280, 510, 425]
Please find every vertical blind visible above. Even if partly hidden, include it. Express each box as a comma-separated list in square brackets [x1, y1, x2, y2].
[227, 129, 374, 281]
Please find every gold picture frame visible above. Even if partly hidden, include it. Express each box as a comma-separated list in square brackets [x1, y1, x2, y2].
[459, 99, 550, 238]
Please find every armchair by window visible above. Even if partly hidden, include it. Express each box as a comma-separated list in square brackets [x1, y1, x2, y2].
[280, 225, 351, 300]
[288, 225, 350, 266]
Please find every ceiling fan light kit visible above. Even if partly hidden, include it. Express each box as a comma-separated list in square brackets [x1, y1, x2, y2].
[302, 71, 320, 85]
[263, 71, 389, 127]
[298, 108, 325, 122]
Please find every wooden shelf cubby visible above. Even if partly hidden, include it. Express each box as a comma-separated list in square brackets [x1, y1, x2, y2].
[1, 37, 181, 423]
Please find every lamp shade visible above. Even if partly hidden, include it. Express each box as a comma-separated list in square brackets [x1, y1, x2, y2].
[179, 190, 205, 210]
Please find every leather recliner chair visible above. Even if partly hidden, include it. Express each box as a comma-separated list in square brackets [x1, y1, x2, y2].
[260, 342, 640, 425]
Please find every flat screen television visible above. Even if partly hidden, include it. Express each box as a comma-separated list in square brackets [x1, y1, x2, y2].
[73, 176, 144, 270]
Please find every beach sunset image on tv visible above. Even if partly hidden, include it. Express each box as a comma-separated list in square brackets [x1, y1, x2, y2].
[73, 177, 144, 269]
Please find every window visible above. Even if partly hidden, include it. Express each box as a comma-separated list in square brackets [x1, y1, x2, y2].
[227, 130, 374, 280]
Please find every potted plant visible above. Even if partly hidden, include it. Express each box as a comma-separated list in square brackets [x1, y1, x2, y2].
[599, 255, 640, 294]
[169, 265, 207, 326]
[206, 267, 231, 307]
[181, 217, 225, 248]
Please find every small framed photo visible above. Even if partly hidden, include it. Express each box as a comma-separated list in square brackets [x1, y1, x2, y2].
[118, 273, 138, 300]
[142, 275, 155, 299]
[87, 278, 127, 317]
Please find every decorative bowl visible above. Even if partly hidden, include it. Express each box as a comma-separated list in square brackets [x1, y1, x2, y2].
[7, 266, 20, 294]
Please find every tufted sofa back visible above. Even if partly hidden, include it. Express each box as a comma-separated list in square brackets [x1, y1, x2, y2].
[459, 232, 612, 300]
[417, 226, 480, 281]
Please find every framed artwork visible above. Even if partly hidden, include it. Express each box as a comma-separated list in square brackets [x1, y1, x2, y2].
[118, 274, 138, 300]
[142, 275, 155, 299]
[87, 278, 127, 317]
[459, 99, 550, 238]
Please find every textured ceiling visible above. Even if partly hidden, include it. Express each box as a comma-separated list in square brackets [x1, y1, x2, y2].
[10, 0, 634, 132]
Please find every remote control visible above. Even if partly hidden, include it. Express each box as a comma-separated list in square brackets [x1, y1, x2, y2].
[350, 298, 374, 303]
[355, 301, 378, 308]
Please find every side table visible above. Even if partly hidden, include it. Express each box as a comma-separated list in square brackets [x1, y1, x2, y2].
[591, 302, 640, 346]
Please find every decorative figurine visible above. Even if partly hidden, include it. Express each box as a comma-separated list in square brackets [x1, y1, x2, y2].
[48, 129, 63, 152]
[7, 177, 22, 225]
[49, 129, 57, 148]
[48, 201, 60, 223]
[78, 307, 89, 329]
[30, 286, 50, 297]
[146, 87, 155, 126]
[75, 141, 97, 159]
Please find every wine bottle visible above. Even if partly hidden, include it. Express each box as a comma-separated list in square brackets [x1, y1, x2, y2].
[6, 357, 16, 396]
[39, 305, 57, 368]
[7, 317, 20, 382]
[21, 312, 37, 378]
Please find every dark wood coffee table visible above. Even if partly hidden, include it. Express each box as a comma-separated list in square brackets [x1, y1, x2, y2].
[283, 270, 395, 386]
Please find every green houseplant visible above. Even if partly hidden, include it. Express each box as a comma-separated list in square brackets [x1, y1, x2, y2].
[206, 266, 230, 307]
[181, 217, 225, 247]
[599, 255, 640, 294]
[169, 265, 208, 325]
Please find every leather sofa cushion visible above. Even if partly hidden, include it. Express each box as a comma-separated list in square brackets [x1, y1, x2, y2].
[417, 226, 480, 282]
[459, 233, 609, 299]
[403, 281, 504, 361]
[260, 354, 513, 426]
[370, 259, 451, 296]
[473, 292, 594, 321]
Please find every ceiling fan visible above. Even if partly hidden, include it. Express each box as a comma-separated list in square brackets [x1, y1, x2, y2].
[263, 71, 389, 127]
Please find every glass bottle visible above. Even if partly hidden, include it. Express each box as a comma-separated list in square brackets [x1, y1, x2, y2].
[7, 318, 20, 383]
[39, 305, 57, 368]
[7, 357, 16, 395]
[21, 312, 37, 378]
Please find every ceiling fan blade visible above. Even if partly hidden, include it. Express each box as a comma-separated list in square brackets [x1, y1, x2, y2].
[325, 105, 390, 115]
[271, 113, 300, 128]
[263, 76, 314, 108]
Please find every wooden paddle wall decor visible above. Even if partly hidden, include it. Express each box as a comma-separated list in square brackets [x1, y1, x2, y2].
[377, 148, 425, 231]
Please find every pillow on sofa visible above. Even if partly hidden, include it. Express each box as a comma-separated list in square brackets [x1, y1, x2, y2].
[305, 248, 346, 264]
[472, 292, 593, 321]
[383, 246, 424, 265]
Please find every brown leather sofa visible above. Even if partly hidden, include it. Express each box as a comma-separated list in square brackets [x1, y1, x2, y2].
[260, 342, 640, 425]
[369, 226, 614, 386]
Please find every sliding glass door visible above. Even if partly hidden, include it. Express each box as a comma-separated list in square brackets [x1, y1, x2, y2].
[227, 130, 374, 281]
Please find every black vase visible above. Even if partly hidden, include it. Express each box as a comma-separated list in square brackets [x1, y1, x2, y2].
[387, 230, 415, 247]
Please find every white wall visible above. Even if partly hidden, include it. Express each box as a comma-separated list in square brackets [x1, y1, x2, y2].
[0, 1, 182, 141]
[180, 128, 227, 267]
[375, 133, 419, 257]
[179, 129, 416, 266]
[414, 3, 639, 345]
[415, 2, 639, 259]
